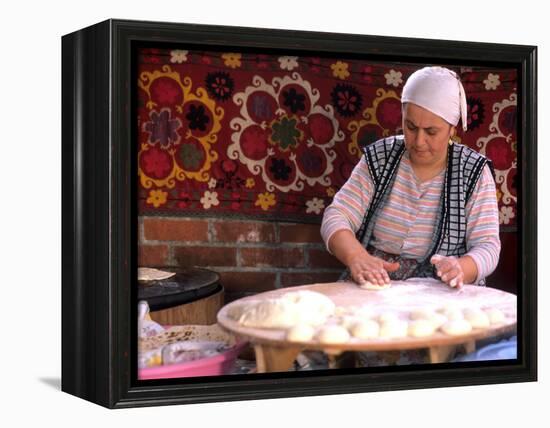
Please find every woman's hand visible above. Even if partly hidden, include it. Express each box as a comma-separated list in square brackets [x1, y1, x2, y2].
[348, 252, 400, 286]
[430, 254, 464, 288]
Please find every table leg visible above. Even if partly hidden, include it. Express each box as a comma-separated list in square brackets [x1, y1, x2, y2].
[429, 340, 476, 363]
[254, 344, 302, 373]
[464, 340, 476, 354]
[327, 351, 355, 369]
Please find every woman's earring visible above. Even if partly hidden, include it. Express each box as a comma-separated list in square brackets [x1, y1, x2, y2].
[448, 138, 454, 146]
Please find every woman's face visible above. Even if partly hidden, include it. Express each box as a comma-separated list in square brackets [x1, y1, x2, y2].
[402, 103, 456, 168]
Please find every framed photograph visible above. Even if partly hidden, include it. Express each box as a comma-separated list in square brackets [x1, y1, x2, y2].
[62, 18, 537, 408]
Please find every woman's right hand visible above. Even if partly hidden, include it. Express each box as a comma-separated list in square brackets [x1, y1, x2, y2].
[347, 251, 400, 286]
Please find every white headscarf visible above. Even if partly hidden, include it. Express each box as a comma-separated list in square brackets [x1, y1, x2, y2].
[401, 66, 468, 132]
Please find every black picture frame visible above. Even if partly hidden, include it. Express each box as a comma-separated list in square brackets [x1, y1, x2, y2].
[61, 18, 537, 409]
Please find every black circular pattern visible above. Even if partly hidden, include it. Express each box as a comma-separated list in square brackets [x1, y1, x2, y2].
[205, 71, 235, 101]
[331, 83, 363, 117]
[185, 104, 210, 131]
[282, 87, 306, 114]
[269, 158, 292, 181]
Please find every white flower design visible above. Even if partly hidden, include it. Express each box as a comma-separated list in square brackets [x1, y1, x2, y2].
[170, 50, 189, 64]
[208, 178, 217, 189]
[499, 206, 515, 225]
[385, 69, 403, 87]
[200, 191, 220, 209]
[483, 73, 501, 90]
[305, 197, 325, 215]
[278, 56, 299, 71]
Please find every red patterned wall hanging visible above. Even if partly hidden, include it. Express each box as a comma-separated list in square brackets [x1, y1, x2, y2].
[137, 48, 517, 227]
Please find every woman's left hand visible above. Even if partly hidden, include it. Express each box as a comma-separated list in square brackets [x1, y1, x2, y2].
[430, 254, 464, 288]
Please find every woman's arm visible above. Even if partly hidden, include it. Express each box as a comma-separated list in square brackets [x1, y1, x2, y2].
[320, 159, 400, 285]
[463, 164, 502, 283]
[328, 229, 400, 285]
[432, 254, 478, 287]
[432, 164, 501, 287]
[320, 158, 374, 252]
[457, 255, 479, 284]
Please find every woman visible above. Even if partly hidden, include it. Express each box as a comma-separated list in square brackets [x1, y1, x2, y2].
[321, 66, 500, 288]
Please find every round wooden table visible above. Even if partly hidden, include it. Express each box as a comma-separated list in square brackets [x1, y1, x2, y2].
[139, 267, 223, 325]
[217, 279, 517, 372]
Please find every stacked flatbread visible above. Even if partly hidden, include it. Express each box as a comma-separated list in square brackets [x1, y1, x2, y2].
[138, 324, 239, 369]
[138, 267, 176, 282]
[138, 324, 237, 352]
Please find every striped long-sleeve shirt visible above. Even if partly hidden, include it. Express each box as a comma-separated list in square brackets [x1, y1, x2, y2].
[321, 150, 501, 283]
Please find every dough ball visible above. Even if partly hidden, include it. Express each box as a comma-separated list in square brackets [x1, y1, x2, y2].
[463, 308, 490, 329]
[359, 280, 391, 290]
[430, 313, 448, 329]
[334, 306, 349, 316]
[336, 315, 361, 329]
[378, 312, 400, 324]
[409, 308, 437, 321]
[349, 319, 380, 339]
[438, 305, 464, 321]
[286, 324, 316, 342]
[316, 325, 351, 344]
[238, 299, 298, 328]
[379, 319, 409, 339]
[485, 308, 506, 325]
[353, 305, 376, 319]
[409, 309, 447, 328]
[408, 319, 437, 338]
[440, 319, 473, 336]
[438, 303, 460, 313]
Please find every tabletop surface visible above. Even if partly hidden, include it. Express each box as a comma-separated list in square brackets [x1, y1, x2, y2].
[217, 279, 517, 352]
[138, 267, 220, 307]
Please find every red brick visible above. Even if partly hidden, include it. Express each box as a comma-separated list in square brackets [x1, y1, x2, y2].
[138, 244, 169, 267]
[218, 271, 278, 293]
[173, 246, 236, 267]
[239, 247, 305, 268]
[280, 272, 342, 288]
[308, 249, 345, 269]
[279, 224, 324, 244]
[212, 221, 276, 243]
[143, 218, 208, 242]
[224, 292, 259, 305]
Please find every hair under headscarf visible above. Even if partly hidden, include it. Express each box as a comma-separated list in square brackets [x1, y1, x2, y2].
[401, 66, 468, 132]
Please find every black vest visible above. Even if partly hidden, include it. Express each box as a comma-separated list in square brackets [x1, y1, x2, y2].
[354, 135, 490, 278]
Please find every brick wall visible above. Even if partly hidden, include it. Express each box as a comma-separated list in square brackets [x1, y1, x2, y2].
[138, 216, 517, 302]
[138, 217, 344, 303]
